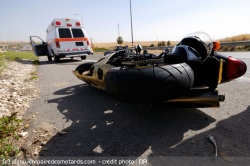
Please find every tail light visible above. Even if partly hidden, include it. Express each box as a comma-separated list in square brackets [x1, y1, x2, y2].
[226, 56, 247, 81]
[55, 21, 61, 26]
[55, 41, 60, 48]
[213, 41, 220, 51]
[76, 22, 81, 26]
[87, 39, 90, 46]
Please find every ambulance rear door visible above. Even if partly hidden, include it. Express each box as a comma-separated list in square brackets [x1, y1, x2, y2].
[30, 36, 48, 56]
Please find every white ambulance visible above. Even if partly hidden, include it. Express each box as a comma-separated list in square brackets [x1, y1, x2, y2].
[30, 18, 93, 62]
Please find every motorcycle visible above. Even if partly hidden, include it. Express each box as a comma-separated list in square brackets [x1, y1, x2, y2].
[73, 32, 247, 107]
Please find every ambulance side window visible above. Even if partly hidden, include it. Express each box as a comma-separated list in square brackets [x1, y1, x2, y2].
[72, 29, 85, 38]
[58, 28, 72, 38]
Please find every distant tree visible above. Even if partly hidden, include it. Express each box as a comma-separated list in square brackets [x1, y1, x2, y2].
[157, 41, 166, 46]
[117, 36, 123, 45]
[149, 44, 155, 47]
[167, 40, 171, 46]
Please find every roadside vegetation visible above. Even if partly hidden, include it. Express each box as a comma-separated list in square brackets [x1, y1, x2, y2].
[0, 51, 38, 73]
[0, 113, 21, 160]
[0, 51, 38, 160]
[219, 34, 250, 51]
[220, 34, 250, 42]
[93, 47, 109, 52]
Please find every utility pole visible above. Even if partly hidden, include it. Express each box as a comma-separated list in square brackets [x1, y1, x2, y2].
[129, 0, 134, 48]
[117, 23, 120, 36]
[74, 14, 84, 28]
[0, 34, 3, 43]
[90, 38, 93, 46]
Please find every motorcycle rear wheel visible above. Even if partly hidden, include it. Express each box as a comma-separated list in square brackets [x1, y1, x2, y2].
[105, 63, 194, 103]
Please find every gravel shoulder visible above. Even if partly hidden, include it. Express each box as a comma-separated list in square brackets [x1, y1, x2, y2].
[0, 60, 39, 159]
[0, 60, 39, 117]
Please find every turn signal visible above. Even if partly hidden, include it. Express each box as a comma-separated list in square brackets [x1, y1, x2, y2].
[226, 57, 247, 81]
[213, 41, 220, 51]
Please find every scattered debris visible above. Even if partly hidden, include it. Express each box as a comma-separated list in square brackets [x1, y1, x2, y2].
[53, 127, 68, 135]
[104, 110, 113, 114]
[58, 131, 68, 135]
[93, 145, 103, 153]
[18, 131, 29, 137]
[106, 121, 113, 125]
[208, 135, 218, 157]
[91, 125, 97, 129]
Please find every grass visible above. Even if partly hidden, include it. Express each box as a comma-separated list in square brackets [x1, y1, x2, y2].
[0, 113, 21, 160]
[93, 47, 109, 52]
[24, 71, 38, 82]
[0, 51, 38, 73]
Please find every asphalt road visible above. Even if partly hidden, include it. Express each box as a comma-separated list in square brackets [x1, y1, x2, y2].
[26, 52, 250, 165]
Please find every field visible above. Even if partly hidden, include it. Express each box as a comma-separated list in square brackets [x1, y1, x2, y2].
[93, 41, 178, 54]
[93, 41, 178, 49]
[93, 34, 250, 53]
[220, 34, 250, 42]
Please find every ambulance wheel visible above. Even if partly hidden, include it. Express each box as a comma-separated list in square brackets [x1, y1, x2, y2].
[47, 56, 52, 61]
[55, 56, 60, 62]
[81, 56, 86, 60]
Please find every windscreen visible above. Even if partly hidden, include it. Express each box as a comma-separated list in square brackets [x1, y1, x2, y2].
[184, 32, 213, 56]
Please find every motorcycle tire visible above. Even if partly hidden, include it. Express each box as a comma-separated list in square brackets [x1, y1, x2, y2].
[75, 62, 95, 74]
[104, 63, 194, 103]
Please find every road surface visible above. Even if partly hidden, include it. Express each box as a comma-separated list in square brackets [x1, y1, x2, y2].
[25, 52, 250, 165]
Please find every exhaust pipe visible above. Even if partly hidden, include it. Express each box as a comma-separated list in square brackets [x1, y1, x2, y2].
[165, 89, 225, 108]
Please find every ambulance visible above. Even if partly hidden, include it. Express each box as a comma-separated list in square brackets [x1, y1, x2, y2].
[30, 18, 93, 62]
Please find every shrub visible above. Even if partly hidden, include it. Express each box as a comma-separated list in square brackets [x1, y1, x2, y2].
[157, 41, 166, 47]
[117, 36, 123, 45]
[0, 113, 21, 159]
[167, 40, 171, 46]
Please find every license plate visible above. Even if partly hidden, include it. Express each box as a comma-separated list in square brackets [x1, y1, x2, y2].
[76, 42, 84, 46]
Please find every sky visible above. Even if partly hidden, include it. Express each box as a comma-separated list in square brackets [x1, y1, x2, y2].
[1, 0, 250, 43]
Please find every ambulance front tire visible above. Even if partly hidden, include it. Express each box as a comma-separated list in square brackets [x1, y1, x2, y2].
[55, 56, 60, 62]
[81, 56, 86, 60]
[47, 56, 52, 61]
[51, 50, 60, 62]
